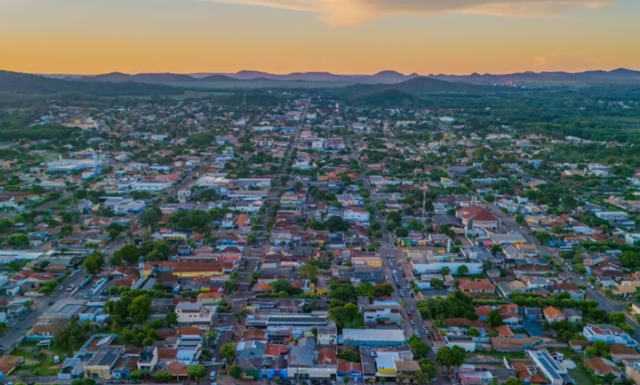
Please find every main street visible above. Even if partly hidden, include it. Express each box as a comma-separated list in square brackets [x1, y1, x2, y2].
[353, 146, 445, 385]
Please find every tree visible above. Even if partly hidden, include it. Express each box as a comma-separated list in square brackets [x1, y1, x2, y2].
[487, 309, 504, 327]
[139, 206, 162, 227]
[436, 346, 465, 370]
[114, 244, 142, 265]
[374, 283, 394, 298]
[227, 365, 243, 379]
[573, 247, 583, 265]
[409, 335, 431, 357]
[418, 359, 436, 380]
[505, 379, 524, 385]
[7, 233, 29, 248]
[83, 252, 105, 275]
[129, 371, 143, 380]
[299, 264, 319, 281]
[187, 365, 207, 379]
[153, 371, 173, 382]
[397, 374, 407, 384]
[337, 349, 360, 362]
[414, 371, 432, 385]
[468, 328, 481, 337]
[343, 376, 351, 385]
[457, 265, 469, 276]
[328, 303, 363, 330]
[165, 312, 178, 326]
[490, 244, 502, 255]
[440, 266, 451, 276]
[220, 342, 237, 361]
[128, 295, 152, 324]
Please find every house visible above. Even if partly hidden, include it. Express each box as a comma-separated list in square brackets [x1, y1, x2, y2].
[317, 324, 338, 346]
[456, 206, 500, 230]
[175, 301, 217, 326]
[584, 324, 637, 348]
[458, 278, 496, 294]
[609, 344, 640, 363]
[0, 355, 23, 379]
[543, 306, 566, 323]
[563, 308, 582, 323]
[337, 359, 363, 382]
[585, 357, 622, 379]
[444, 336, 476, 352]
[362, 303, 403, 325]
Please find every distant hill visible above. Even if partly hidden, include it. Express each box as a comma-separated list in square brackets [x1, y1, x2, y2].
[0, 70, 183, 96]
[198, 74, 239, 82]
[349, 89, 426, 108]
[432, 68, 640, 84]
[84, 72, 197, 83]
[39, 67, 640, 87]
[392, 76, 481, 93]
[341, 76, 483, 98]
[367, 70, 417, 84]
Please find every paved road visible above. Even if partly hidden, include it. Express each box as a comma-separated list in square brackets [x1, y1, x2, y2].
[353, 146, 444, 385]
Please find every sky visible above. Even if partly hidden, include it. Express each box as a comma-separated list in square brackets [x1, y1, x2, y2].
[1, 0, 639, 75]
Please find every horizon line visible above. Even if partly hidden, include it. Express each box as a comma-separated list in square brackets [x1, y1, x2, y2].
[21, 66, 640, 78]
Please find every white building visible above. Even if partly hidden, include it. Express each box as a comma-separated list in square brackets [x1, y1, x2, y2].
[175, 302, 217, 326]
[343, 209, 370, 223]
[595, 211, 629, 221]
[130, 181, 172, 192]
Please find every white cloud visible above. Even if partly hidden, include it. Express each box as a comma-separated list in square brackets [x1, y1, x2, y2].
[200, 0, 612, 26]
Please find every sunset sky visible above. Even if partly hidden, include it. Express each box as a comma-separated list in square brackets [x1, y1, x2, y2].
[1, 0, 639, 75]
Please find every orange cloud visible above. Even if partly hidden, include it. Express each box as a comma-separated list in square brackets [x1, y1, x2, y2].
[202, 0, 612, 25]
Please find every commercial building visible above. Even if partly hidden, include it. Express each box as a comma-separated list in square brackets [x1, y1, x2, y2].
[362, 302, 403, 325]
[246, 312, 328, 328]
[341, 329, 406, 347]
[410, 252, 482, 275]
[595, 211, 629, 221]
[527, 349, 571, 385]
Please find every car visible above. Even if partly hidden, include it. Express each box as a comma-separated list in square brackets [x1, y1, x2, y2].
[210, 371, 217, 380]
[58, 286, 64, 291]
[580, 276, 585, 280]
[48, 301, 54, 305]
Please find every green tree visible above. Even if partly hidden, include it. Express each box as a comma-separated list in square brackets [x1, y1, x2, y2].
[165, 312, 178, 326]
[418, 359, 436, 379]
[128, 295, 152, 324]
[7, 233, 29, 248]
[457, 265, 469, 276]
[140, 206, 162, 227]
[487, 309, 504, 327]
[153, 371, 173, 382]
[220, 343, 237, 361]
[114, 245, 142, 265]
[83, 252, 105, 275]
[227, 365, 243, 379]
[409, 335, 431, 357]
[440, 266, 451, 276]
[187, 365, 207, 379]
[414, 371, 432, 385]
[299, 264, 319, 281]
[505, 379, 524, 385]
[490, 244, 502, 255]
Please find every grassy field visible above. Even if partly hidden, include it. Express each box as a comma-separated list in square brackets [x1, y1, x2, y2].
[569, 368, 595, 385]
